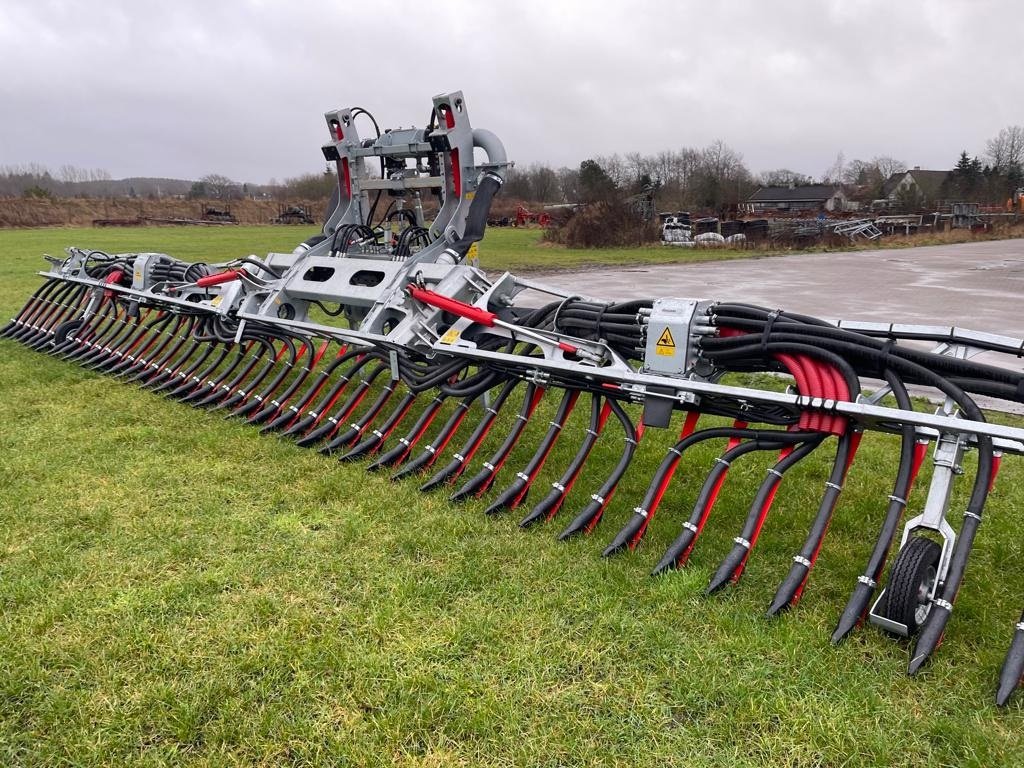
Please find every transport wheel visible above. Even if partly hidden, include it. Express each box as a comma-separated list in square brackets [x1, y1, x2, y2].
[883, 536, 942, 635]
[52, 319, 84, 346]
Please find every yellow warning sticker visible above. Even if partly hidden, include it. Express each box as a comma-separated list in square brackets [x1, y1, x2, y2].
[210, 295, 223, 307]
[440, 328, 460, 344]
[466, 242, 480, 262]
[655, 327, 676, 356]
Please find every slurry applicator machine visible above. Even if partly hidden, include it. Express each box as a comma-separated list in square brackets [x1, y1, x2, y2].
[5, 92, 1024, 706]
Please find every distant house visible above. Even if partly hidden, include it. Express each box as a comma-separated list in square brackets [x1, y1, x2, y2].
[744, 184, 848, 213]
[881, 168, 950, 207]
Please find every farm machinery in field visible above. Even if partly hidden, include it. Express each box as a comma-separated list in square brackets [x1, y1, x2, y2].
[5, 91, 1024, 707]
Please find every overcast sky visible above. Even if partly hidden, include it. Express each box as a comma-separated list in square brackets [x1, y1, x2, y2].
[1, 0, 1021, 184]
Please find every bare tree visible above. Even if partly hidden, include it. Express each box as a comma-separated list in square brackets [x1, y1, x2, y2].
[556, 166, 579, 202]
[758, 168, 813, 187]
[871, 156, 907, 181]
[58, 164, 83, 183]
[822, 151, 846, 184]
[529, 164, 560, 202]
[200, 174, 241, 200]
[985, 125, 1024, 172]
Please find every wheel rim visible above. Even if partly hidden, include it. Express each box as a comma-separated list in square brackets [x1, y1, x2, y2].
[914, 564, 937, 626]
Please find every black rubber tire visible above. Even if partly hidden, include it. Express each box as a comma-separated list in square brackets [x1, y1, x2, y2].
[883, 536, 942, 635]
[52, 319, 84, 346]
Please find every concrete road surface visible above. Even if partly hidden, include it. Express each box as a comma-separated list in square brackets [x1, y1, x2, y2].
[531, 239, 1024, 338]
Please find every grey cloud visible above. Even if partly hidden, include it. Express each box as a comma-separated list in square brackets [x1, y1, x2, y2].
[0, 0, 1020, 183]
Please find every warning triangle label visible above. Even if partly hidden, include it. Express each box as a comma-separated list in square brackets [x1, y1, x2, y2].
[656, 327, 676, 349]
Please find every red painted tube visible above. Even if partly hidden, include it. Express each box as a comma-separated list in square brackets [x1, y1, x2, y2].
[775, 353, 814, 431]
[407, 286, 495, 327]
[196, 270, 243, 288]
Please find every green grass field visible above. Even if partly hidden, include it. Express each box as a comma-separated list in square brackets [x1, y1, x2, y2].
[1, 226, 1024, 766]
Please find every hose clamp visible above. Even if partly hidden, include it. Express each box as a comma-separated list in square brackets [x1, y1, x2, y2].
[634, 507, 649, 519]
[591, 494, 605, 505]
[932, 598, 953, 612]
[715, 457, 731, 467]
[516, 472, 530, 483]
[793, 555, 812, 568]
[825, 481, 842, 491]
[453, 452, 465, 463]
[668, 447, 683, 457]
[857, 575, 877, 587]
[887, 494, 907, 506]
[963, 510, 982, 523]
[372, 430, 384, 439]
[585, 429, 599, 437]
[398, 438, 411, 447]
[349, 422, 360, 431]
[683, 522, 698, 533]
[551, 482, 565, 492]
[549, 421, 563, 430]
[424, 445, 436, 454]
[483, 462, 496, 472]
[734, 536, 751, 550]
[1016, 622, 1024, 632]
[767, 468, 783, 478]
[308, 410, 319, 418]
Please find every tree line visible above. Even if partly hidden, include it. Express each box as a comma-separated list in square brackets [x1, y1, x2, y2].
[504, 125, 1024, 210]
[3, 125, 1022, 207]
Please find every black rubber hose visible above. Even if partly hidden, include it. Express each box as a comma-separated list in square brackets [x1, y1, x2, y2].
[194, 338, 275, 408]
[448, 174, 502, 262]
[420, 380, 520, 492]
[104, 313, 176, 376]
[520, 394, 603, 528]
[154, 341, 221, 395]
[340, 391, 418, 462]
[558, 398, 639, 541]
[605, 425, 821, 559]
[706, 437, 825, 594]
[450, 382, 542, 502]
[365, 395, 446, 472]
[318, 377, 398, 455]
[165, 342, 233, 399]
[2, 280, 56, 336]
[230, 334, 300, 419]
[279, 350, 373, 437]
[705, 320, 1024, 396]
[484, 389, 578, 515]
[996, 610, 1024, 706]
[247, 338, 318, 424]
[767, 429, 857, 616]
[121, 316, 194, 381]
[389, 395, 477, 481]
[295, 361, 388, 448]
[650, 432, 816, 576]
[183, 343, 252, 405]
[84, 312, 149, 372]
[708, 333, 995, 640]
[832, 370, 917, 643]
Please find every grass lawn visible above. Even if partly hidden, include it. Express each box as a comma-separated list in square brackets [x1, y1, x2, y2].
[1, 226, 1023, 765]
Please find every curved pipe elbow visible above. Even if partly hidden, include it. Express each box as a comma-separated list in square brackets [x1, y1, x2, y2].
[472, 128, 508, 174]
